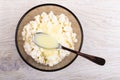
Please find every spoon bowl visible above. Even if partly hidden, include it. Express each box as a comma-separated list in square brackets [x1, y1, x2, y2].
[33, 32, 61, 49]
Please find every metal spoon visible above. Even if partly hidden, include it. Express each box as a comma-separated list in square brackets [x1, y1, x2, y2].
[33, 32, 105, 66]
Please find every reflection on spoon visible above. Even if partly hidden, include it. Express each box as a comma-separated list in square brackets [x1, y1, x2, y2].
[33, 32, 105, 66]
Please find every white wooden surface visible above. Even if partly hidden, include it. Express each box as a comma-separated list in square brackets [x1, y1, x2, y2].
[0, 0, 120, 80]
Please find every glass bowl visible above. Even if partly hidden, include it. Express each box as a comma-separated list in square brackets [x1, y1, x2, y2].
[15, 3, 83, 72]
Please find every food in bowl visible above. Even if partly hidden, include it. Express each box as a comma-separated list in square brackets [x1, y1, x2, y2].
[22, 11, 77, 66]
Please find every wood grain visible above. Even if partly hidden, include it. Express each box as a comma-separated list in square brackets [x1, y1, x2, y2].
[0, 0, 120, 80]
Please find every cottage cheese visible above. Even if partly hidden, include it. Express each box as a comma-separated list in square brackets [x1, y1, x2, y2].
[22, 11, 77, 66]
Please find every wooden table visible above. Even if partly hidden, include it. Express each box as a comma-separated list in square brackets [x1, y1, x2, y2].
[0, 0, 120, 80]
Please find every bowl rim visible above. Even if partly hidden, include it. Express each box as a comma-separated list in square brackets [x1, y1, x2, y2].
[15, 3, 83, 72]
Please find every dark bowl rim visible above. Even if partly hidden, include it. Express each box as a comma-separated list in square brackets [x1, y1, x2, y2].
[15, 3, 84, 72]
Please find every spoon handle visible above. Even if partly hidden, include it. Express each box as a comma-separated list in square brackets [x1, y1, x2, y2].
[61, 46, 105, 66]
